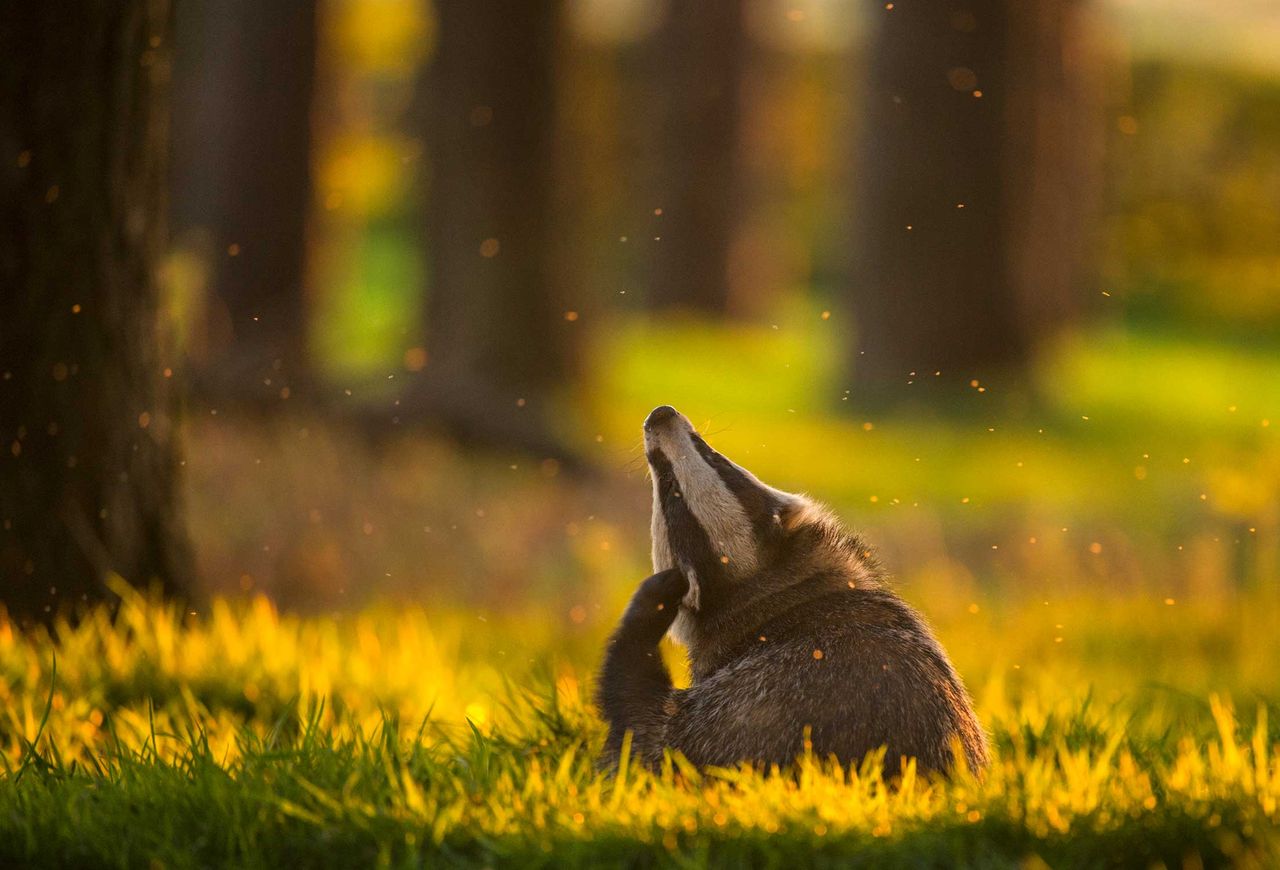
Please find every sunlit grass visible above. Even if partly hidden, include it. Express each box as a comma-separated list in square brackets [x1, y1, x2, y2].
[1, 582, 1278, 866]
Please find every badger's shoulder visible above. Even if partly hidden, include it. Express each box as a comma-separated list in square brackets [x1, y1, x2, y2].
[690, 578, 941, 678]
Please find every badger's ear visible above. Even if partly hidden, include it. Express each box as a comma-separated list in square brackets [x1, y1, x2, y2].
[774, 496, 816, 533]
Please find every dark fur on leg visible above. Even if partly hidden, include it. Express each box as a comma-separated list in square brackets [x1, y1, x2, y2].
[595, 568, 688, 768]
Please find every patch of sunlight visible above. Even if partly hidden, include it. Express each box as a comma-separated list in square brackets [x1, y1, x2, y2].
[1040, 328, 1280, 435]
[313, 224, 424, 379]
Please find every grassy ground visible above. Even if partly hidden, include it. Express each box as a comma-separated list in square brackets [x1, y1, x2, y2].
[1, 583, 1279, 867]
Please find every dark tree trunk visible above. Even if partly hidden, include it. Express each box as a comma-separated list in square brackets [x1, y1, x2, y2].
[851, 0, 1098, 392]
[170, 0, 317, 406]
[0, 1, 192, 622]
[413, 0, 576, 455]
[647, 1, 747, 314]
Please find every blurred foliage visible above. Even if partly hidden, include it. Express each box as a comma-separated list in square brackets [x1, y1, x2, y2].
[1104, 62, 1280, 332]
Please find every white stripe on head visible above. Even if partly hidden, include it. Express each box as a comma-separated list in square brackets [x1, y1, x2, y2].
[650, 482, 674, 572]
[662, 433, 759, 574]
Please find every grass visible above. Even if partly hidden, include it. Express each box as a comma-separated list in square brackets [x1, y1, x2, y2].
[1, 581, 1279, 868]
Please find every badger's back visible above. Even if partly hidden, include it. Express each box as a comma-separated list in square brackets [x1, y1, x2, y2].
[668, 586, 989, 776]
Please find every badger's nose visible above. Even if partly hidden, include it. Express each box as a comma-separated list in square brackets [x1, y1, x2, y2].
[644, 405, 680, 432]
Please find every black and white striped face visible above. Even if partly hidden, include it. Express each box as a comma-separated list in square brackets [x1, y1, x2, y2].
[643, 405, 805, 642]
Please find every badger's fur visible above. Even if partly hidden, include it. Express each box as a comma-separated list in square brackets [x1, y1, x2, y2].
[596, 405, 989, 777]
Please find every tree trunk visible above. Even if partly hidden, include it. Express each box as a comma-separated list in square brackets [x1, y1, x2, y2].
[647, 0, 747, 314]
[851, 0, 1098, 392]
[414, 0, 576, 454]
[170, 0, 318, 407]
[0, 0, 192, 622]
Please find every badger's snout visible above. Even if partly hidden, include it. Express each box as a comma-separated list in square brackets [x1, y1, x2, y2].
[643, 404, 680, 432]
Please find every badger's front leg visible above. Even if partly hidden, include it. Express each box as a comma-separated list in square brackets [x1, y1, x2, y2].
[595, 568, 689, 769]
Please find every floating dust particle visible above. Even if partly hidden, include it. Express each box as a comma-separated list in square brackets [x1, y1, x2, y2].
[1089, 542, 1103, 554]
[403, 347, 428, 371]
[479, 238, 500, 257]
[564, 311, 579, 322]
[812, 649, 824, 660]
[227, 243, 240, 256]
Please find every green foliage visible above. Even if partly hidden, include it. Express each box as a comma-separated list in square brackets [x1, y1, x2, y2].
[1, 586, 1278, 867]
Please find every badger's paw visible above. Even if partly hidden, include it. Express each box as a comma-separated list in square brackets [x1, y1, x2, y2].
[619, 568, 689, 639]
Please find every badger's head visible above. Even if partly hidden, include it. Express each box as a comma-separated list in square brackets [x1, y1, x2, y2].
[643, 405, 871, 646]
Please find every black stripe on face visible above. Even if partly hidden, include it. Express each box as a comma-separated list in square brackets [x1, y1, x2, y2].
[647, 447, 728, 607]
[689, 433, 786, 541]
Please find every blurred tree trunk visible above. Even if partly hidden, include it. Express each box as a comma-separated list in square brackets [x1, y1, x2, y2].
[414, 0, 576, 455]
[170, 0, 317, 407]
[852, 0, 1099, 392]
[648, 1, 747, 314]
[0, 1, 191, 622]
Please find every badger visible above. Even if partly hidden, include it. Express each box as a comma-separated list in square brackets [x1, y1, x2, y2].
[596, 405, 988, 777]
